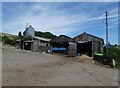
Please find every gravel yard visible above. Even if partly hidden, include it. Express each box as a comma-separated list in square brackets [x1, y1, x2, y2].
[2, 45, 118, 86]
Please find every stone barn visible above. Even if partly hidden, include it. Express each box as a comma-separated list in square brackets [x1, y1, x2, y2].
[73, 32, 104, 57]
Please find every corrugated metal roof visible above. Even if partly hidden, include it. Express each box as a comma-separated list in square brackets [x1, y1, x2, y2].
[34, 36, 51, 42]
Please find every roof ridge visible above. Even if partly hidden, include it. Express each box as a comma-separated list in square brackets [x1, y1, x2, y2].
[73, 32, 103, 40]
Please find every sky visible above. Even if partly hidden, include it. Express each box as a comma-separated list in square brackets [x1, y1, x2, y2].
[1, 2, 119, 44]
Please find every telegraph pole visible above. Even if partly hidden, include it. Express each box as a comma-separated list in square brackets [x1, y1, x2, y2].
[105, 11, 108, 45]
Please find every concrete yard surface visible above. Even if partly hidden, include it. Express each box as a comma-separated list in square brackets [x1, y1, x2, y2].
[2, 45, 118, 86]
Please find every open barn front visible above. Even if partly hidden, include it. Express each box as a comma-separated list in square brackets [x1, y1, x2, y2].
[50, 35, 72, 54]
[77, 41, 92, 57]
[51, 42, 69, 54]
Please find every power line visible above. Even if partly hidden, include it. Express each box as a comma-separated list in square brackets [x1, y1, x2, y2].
[77, 5, 98, 18]
[73, 3, 105, 24]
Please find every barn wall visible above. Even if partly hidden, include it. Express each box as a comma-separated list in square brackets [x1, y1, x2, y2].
[32, 40, 39, 52]
[93, 41, 100, 54]
[92, 41, 104, 56]
[38, 40, 50, 52]
[38, 46, 51, 53]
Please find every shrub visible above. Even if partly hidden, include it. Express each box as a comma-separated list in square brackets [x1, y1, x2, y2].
[104, 46, 120, 68]
[2, 36, 19, 45]
[94, 53, 113, 67]
[94, 46, 120, 68]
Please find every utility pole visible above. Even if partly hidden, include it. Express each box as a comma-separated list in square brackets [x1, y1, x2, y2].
[105, 11, 108, 45]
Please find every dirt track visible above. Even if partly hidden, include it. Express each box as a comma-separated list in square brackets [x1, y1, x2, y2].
[2, 45, 118, 86]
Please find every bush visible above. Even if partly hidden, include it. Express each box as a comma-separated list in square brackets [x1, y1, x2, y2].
[2, 36, 19, 45]
[94, 46, 120, 68]
[104, 46, 120, 68]
[94, 54, 113, 67]
[2, 36, 13, 45]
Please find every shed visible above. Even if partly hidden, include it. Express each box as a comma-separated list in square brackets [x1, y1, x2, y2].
[20, 25, 51, 53]
[50, 35, 72, 54]
[73, 32, 104, 57]
[21, 35, 51, 52]
[33, 36, 51, 52]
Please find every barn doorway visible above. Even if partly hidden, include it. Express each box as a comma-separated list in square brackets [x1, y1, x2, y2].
[77, 41, 92, 57]
[24, 41, 33, 50]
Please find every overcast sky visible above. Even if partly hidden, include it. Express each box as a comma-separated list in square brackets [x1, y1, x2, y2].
[1, 2, 119, 44]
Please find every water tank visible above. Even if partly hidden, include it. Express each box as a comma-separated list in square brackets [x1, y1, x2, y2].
[25, 25, 35, 37]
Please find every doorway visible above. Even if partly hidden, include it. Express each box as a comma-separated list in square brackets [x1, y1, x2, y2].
[77, 41, 92, 57]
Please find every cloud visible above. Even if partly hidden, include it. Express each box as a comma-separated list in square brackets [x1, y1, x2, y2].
[2, 2, 118, 44]
[2, 2, 90, 35]
[88, 7, 118, 23]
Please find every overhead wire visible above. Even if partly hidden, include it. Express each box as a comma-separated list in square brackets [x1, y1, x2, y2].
[73, 3, 105, 24]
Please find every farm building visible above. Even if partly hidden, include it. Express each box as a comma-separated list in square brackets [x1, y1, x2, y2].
[17, 24, 104, 57]
[21, 36, 51, 52]
[50, 35, 76, 55]
[73, 32, 104, 57]
[19, 25, 51, 53]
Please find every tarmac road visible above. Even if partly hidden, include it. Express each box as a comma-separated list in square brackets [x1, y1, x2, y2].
[2, 45, 118, 86]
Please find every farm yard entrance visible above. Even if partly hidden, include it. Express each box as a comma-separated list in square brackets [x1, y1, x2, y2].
[77, 41, 92, 57]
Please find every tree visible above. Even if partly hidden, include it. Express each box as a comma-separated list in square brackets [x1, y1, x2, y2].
[18, 31, 22, 36]
[18, 31, 23, 39]
[23, 31, 26, 36]
[35, 31, 43, 37]
[35, 31, 57, 39]
[43, 32, 57, 38]
[114, 44, 117, 46]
